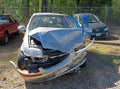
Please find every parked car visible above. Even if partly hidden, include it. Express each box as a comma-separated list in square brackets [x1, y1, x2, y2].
[0, 14, 19, 44]
[10, 13, 94, 83]
[74, 13, 109, 39]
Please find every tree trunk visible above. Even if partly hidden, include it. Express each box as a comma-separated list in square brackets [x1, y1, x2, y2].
[50, 0, 53, 12]
[88, 0, 93, 6]
[41, 0, 48, 12]
[22, 0, 29, 23]
[76, 0, 80, 13]
[26, 0, 29, 18]
[34, 0, 39, 12]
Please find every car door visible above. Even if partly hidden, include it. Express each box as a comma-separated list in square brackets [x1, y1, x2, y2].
[8, 15, 19, 35]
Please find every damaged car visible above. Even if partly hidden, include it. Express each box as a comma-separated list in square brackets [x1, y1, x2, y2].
[10, 13, 94, 83]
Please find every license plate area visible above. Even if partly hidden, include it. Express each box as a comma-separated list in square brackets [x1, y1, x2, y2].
[55, 66, 69, 76]
[96, 33, 101, 36]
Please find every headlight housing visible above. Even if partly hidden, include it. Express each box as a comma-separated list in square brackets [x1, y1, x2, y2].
[23, 47, 43, 58]
[104, 28, 108, 31]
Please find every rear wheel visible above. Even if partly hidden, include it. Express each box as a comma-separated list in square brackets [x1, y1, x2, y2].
[1, 32, 8, 45]
[15, 30, 19, 35]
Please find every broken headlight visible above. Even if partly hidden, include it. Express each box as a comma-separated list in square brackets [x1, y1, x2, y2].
[23, 47, 43, 58]
[23, 36, 43, 58]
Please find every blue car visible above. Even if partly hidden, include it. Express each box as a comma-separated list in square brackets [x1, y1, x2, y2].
[74, 13, 109, 39]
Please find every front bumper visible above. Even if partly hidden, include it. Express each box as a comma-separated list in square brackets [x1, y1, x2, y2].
[91, 31, 109, 38]
[18, 50, 87, 83]
[10, 39, 94, 83]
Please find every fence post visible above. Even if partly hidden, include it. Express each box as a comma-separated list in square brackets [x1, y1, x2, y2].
[10, 6, 13, 15]
[75, 5, 77, 13]
[104, 4, 107, 24]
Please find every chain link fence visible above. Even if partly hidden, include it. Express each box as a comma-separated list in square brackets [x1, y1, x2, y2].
[0, 6, 120, 27]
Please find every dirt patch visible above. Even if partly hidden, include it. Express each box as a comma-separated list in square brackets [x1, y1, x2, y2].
[0, 29, 120, 89]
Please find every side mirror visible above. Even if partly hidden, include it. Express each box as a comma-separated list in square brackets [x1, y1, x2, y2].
[18, 25, 26, 31]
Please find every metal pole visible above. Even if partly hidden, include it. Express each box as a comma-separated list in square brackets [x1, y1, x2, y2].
[104, 4, 107, 24]
[10, 5, 12, 15]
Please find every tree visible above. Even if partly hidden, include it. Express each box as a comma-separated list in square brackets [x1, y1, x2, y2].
[112, 0, 120, 24]
[22, 0, 30, 21]
[88, 0, 92, 6]
[41, 0, 48, 12]
[50, 0, 53, 12]
[76, 0, 80, 13]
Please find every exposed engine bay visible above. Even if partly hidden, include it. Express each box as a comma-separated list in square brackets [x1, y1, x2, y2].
[18, 35, 83, 73]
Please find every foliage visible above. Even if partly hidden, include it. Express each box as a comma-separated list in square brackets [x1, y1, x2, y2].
[0, 0, 117, 23]
[111, 0, 120, 25]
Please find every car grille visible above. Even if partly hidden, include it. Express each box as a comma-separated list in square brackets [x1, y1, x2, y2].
[43, 49, 69, 61]
[93, 27, 106, 33]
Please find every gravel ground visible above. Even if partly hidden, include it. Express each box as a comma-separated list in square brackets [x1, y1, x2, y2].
[25, 56, 120, 89]
[1, 53, 119, 89]
[0, 28, 120, 89]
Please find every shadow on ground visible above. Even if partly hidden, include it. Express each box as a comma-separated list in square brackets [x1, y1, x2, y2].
[94, 35, 120, 47]
[95, 34, 119, 41]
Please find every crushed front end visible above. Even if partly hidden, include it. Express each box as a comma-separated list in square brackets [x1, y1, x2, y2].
[16, 28, 90, 82]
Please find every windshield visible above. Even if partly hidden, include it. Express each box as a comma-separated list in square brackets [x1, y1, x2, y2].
[87, 14, 100, 23]
[28, 15, 78, 31]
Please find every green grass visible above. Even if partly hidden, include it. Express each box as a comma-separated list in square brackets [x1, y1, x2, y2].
[88, 41, 120, 68]
[113, 58, 120, 65]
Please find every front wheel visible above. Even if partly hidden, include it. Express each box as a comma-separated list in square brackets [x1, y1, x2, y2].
[17, 52, 26, 70]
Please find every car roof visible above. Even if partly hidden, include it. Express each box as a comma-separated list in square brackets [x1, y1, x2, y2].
[74, 13, 95, 16]
[33, 13, 68, 16]
[0, 14, 10, 16]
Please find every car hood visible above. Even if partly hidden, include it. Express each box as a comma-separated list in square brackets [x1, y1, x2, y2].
[28, 27, 83, 53]
[89, 21, 106, 29]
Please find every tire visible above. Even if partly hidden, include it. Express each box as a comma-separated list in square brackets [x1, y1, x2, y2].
[15, 30, 19, 35]
[17, 52, 26, 70]
[90, 37, 93, 40]
[1, 32, 9, 45]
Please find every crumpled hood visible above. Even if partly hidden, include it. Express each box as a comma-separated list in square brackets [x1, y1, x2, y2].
[29, 27, 83, 53]
[89, 21, 106, 29]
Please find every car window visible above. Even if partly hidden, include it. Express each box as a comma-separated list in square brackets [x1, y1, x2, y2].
[0, 15, 8, 24]
[65, 16, 78, 28]
[28, 15, 78, 31]
[74, 16, 78, 21]
[9, 16, 16, 22]
[87, 14, 99, 23]
[79, 16, 84, 24]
